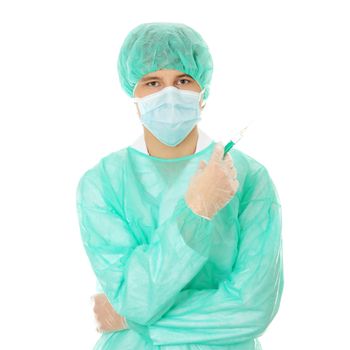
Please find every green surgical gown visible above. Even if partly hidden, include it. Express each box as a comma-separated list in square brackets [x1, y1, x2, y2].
[76, 140, 284, 350]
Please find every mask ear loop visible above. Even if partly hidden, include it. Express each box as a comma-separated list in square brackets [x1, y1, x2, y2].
[199, 87, 206, 109]
[132, 82, 138, 98]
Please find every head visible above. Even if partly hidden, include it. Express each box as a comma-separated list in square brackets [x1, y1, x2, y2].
[117, 22, 213, 106]
[117, 22, 213, 150]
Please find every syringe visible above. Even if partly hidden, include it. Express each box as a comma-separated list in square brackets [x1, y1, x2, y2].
[222, 120, 254, 159]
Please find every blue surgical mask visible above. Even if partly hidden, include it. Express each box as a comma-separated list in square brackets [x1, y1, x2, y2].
[133, 86, 206, 147]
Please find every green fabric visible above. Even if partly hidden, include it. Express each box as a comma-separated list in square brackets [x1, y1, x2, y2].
[76, 141, 284, 349]
[117, 22, 213, 100]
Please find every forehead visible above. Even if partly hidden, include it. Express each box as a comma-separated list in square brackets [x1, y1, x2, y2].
[140, 69, 193, 82]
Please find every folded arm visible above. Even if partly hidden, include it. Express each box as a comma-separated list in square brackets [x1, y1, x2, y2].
[125, 166, 284, 346]
[76, 160, 214, 326]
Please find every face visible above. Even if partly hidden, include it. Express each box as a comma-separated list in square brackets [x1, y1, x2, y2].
[133, 69, 205, 117]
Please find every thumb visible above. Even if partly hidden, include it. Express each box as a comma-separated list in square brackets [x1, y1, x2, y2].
[210, 142, 224, 163]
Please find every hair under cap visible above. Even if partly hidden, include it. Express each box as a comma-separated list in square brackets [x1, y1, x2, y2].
[117, 22, 214, 100]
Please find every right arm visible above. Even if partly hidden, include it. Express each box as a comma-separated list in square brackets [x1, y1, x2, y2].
[76, 166, 214, 326]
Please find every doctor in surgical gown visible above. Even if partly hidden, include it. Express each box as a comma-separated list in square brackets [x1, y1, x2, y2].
[75, 22, 284, 350]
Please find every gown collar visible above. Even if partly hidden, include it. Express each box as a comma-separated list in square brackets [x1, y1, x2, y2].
[129, 127, 213, 155]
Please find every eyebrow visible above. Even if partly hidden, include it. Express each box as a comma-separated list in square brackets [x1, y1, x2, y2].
[140, 74, 192, 82]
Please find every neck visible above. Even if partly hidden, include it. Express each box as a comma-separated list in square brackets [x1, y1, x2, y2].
[143, 126, 199, 159]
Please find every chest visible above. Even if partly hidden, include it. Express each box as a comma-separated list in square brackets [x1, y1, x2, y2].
[120, 160, 241, 288]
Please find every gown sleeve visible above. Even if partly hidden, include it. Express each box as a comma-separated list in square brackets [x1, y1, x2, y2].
[126, 165, 284, 346]
[76, 161, 214, 326]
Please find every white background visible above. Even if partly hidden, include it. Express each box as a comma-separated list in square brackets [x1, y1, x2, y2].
[0, 0, 349, 349]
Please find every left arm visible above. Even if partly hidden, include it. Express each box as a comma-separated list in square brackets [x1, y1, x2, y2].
[97, 166, 284, 345]
[126, 166, 284, 346]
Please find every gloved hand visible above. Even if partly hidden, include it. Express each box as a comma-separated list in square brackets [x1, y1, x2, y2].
[90, 293, 128, 333]
[185, 142, 239, 220]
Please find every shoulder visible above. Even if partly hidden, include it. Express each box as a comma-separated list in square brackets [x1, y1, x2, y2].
[78, 147, 128, 181]
[76, 147, 129, 206]
[229, 147, 269, 181]
[228, 148, 280, 204]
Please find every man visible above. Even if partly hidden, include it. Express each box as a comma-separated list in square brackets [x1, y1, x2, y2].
[77, 22, 283, 350]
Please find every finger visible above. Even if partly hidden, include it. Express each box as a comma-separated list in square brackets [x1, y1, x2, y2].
[223, 153, 234, 168]
[209, 142, 224, 163]
[223, 152, 236, 169]
[225, 180, 237, 197]
[223, 171, 237, 191]
[105, 307, 115, 319]
[104, 316, 116, 328]
[222, 161, 236, 179]
[222, 154, 237, 178]
[223, 155, 233, 171]
[228, 165, 237, 179]
[223, 152, 232, 164]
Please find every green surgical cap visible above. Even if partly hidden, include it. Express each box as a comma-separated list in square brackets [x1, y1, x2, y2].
[117, 22, 213, 101]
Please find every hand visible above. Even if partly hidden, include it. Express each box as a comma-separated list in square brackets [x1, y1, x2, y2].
[185, 142, 239, 219]
[90, 293, 128, 333]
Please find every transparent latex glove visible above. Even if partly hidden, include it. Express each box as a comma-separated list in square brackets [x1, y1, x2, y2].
[185, 142, 239, 220]
[90, 293, 128, 333]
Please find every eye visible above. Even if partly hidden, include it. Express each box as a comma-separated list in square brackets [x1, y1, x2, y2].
[177, 79, 192, 85]
[146, 81, 160, 87]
